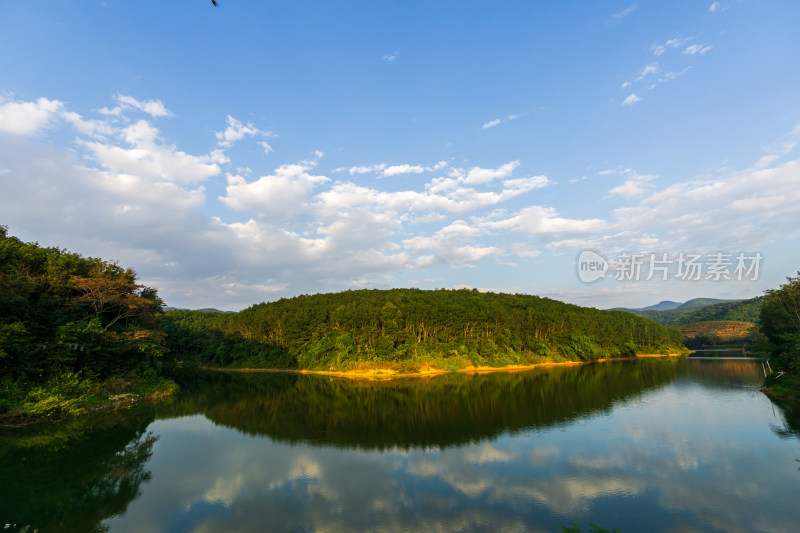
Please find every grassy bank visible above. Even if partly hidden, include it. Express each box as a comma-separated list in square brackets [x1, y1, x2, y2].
[761, 371, 800, 402]
[0, 371, 178, 426]
[201, 351, 687, 380]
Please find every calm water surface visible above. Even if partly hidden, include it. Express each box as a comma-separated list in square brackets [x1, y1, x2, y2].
[1, 358, 799, 532]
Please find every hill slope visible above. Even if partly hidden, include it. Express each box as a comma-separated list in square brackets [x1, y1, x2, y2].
[163, 289, 685, 371]
[640, 301, 683, 311]
[670, 297, 763, 326]
[614, 297, 759, 326]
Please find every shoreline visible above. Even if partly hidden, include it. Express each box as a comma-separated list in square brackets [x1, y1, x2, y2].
[0, 384, 178, 428]
[201, 353, 686, 381]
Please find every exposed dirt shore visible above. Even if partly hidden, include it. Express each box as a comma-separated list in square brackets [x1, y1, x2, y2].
[202, 353, 685, 381]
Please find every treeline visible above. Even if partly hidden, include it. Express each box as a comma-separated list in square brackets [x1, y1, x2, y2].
[163, 289, 685, 370]
[619, 298, 762, 327]
[0, 226, 173, 420]
[671, 297, 762, 326]
[760, 273, 800, 399]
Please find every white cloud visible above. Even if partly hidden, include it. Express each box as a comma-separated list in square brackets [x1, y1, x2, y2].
[382, 51, 399, 62]
[221, 163, 330, 219]
[482, 114, 521, 130]
[337, 161, 448, 178]
[604, 168, 658, 200]
[0, 95, 556, 309]
[665, 37, 693, 49]
[0, 96, 64, 135]
[216, 115, 267, 147]
[611, 4, 637, 20]
[546, 136, 800, 254]
[403, 221, 500, 267]
[98, 93, 173, 118]
[766, 123, 800, 155]
[463, 160, 520, 185]
[80, 120, 227, 184]
[382, 164, 425, 177]
[709, 2, 728, 13]
[115, 94, 172, 117]
[6, 92, 797, 311]
[609, 180, 652, 199]
[481, 206, 608, 235]
[622, 93, 641, 106]
[653, 37, 694, 57]
[683, 44, 713, 55]
[636, 63, 659, 81]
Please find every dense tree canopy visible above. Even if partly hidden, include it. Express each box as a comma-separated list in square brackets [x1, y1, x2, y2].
[0, 226, 165, 381]
[163, 288, 685, 370]
[760, 273, 800, 373]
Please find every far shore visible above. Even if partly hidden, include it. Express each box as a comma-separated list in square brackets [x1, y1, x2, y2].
[200, 353, 686, 381]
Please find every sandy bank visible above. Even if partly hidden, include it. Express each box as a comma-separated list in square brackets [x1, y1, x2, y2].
[201, 353, 685, 381]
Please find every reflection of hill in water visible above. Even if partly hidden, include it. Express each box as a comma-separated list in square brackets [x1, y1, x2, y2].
[164, 360, 687, 449]
[680, 358, 764, 389]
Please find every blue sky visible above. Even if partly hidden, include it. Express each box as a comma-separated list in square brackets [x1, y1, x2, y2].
[1, 0, 799, 310]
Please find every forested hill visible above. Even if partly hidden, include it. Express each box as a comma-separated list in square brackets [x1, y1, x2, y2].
[163, 289, 685, 371]
[614, 297, 761, 326]
[1, 226, 176, 421]
[670, 297, 762, 326]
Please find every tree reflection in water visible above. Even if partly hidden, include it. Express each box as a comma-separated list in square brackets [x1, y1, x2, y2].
[0, 409, 157, 532]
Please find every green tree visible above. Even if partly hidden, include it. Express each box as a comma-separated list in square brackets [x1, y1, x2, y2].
[760, 273, 800, 373]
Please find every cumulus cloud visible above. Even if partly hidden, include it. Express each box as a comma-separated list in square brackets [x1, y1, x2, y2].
[462, 160, 520, 185]
[0, 96, 64, 135]
[216, 115, 270, 147]
[220, 163, 330, 219]
[403, 221, 500, 267]
[79, 120, 227, 184]
[481, 206, 608, 235]
[5, 93, 797, 311]
[382, 164, 425, 177]
[622, 93, 641, 106]
[545, 133, 800, 254]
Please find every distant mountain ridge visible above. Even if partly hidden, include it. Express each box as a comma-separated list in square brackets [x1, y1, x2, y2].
[637, 301, 682, 311]
[164, 306, 235, 314]
[613, 297, 759, 326]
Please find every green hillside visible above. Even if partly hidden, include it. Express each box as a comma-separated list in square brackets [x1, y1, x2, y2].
[676, 298, 743, 311]
[162, 289, 685, 371]
[614, 297, 761, 327]
[671, 297, 762, 326]
[0, 226, 175, 422]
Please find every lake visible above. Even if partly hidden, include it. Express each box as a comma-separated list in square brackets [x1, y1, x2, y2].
[1, 358, 798, 532]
